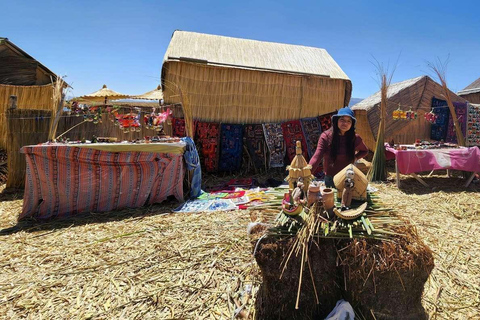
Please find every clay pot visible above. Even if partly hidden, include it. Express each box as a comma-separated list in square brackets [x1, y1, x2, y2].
[307, 185, 321, 206]
[322, 188, 335, 211]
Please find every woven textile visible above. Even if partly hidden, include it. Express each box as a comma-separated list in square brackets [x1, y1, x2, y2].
[172, 117, 186, 137]
[244, 124, 267, 170]
[219, 124, 243, 171]
[300, 117, 322, 159]
[182, 137, 202, 198]
[195, 121, 220, 172]
[430, 98, 450, 141]
[262, 123, 285, 168]
[281, 120, 309, 162]
[446, 102, 467, 144]
[20, 145, 184, 220]
[319, 112, 336, 132]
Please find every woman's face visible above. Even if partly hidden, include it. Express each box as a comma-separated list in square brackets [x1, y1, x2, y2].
[337, 116, 353, 135]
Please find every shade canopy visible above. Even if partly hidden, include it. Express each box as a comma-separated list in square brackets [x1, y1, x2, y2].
[77, 84, 129, 103]
[131, 85, 164, 101]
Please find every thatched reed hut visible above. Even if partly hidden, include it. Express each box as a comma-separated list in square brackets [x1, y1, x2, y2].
[0, 37, 66, 150]
[161, 31, 351, 123]
[1, 37, 66, 189]
[458, 77, 480, 104]
[351, 76, 466, 151]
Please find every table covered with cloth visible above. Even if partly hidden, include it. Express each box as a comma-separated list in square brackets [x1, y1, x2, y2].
[385, 144, 480, 174]
[20, 142, 186, 220]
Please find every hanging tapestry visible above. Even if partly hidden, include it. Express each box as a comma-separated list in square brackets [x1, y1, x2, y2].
[281, 120, 309, 162]
[467, 104, 480, 146]
[195, 121, 220, 172]
[262, 123, 285, 168]
[172, 117, 186, 137]
[219, 124, 243, 172]
[300, 117, 322, 159]
[446, 102, 467, 144]
[244, 124, 267, 170]
[430, 98, 450, 141]
[318, 111, 336, 132]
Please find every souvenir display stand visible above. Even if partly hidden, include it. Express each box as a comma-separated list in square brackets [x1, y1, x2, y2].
[19, 141, 186, 220]
[385, 144, 480, 188]
[18, 95, 194, 220]
[253, 144, 434, 319]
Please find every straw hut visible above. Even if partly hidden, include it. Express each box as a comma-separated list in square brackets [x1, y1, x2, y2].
[0, 37, 66, 150]
[458, 77, 480, 104]
[161, 31, 351, 123]
[351, 76, 466, 151]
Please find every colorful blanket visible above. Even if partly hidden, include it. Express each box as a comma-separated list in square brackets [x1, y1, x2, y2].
[430, 98, 449, 141]
[219, 124, 243, 172]
[195, 121, 220, 172]
[319, 112, 336, 132]
[262, 123, 285, 168]
[172, 117, 186, 137]
[446, 102, 467, 144]
[281, 120, 309, 162]
[300, 117, 322, 159]
[244, 124, 267, 170]
[20, 146, 184, 220]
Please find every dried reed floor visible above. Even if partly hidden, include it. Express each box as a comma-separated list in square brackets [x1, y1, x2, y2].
[0, 170, 478, 319]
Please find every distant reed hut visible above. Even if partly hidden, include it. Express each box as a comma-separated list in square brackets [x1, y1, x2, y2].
[351, 76, 465, 151]
[458, 77, 480, 104]
[161, 31, 352, 123]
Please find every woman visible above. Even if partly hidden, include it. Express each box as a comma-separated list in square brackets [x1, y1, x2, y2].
[309, 107, 368, 188]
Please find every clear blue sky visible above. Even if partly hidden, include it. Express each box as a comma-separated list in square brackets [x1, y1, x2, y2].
[2, 0, 479, 100]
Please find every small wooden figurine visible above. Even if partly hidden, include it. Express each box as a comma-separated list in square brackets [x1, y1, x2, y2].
[341, 167, 355, 211]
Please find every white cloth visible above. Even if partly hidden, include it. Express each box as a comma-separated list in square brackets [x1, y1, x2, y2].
[325, 299, 355, 320]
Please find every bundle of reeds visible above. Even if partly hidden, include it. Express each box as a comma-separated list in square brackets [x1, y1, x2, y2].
[429, 59, 465, 146]
[367, 73, 388, 182]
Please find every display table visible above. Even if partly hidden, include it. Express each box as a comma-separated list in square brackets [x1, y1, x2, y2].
[385, 144, 480, 188]
[20, 142, 186, 220]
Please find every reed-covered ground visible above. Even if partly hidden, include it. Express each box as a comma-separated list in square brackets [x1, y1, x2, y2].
[0, 169, 478, 319]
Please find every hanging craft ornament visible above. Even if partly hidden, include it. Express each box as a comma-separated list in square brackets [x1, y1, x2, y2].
[424, 110, 438, 124]
[392, 105, 402, 120]
[143, 107, 172, 132]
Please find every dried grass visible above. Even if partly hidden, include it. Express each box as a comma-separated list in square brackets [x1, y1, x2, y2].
[0, 166, 479, 319]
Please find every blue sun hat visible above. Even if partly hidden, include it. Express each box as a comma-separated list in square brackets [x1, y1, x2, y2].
[332, 107, 356, 125]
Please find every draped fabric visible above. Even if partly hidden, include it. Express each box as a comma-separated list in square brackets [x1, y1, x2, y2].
[218, 124, 243, 171]
[172, 117, 186, 137]
[318, 112, 336, 132]
[195, 121, 220, 172]
[430, 98, 449, 141]
[300, 117, 322, 159]
[20, 145, 184, 220]
[281, 120, 309, 162]
[244, 124, 267, 170]
[446, 102, 467, 144]
[262, 123, 285, 168]
[182, 137, 202, 198]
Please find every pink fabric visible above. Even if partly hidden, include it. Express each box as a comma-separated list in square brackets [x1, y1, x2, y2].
[385, 144, 480, 174]
[20, 145, 184, 220]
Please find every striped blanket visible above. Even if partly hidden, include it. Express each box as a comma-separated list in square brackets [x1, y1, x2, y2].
[20, 145, 184, 220]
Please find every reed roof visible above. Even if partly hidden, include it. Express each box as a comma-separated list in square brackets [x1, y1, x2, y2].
[163, 31, 349, 80]
[458, 77, 480, 95]
[77, 84, 129, 102]
[130, 85, 163, 100]
[0, 37, 65, 86]
[351, 76, 426, 111]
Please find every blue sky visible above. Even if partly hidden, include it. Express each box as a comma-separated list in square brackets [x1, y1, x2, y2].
[2, 0, 479, 100]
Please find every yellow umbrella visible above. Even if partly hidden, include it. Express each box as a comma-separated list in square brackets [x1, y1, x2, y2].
[78, 84, 129, 104]
[130, 85, 163, 101]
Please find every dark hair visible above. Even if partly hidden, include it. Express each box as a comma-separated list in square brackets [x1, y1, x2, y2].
[330, 117, 356, 163]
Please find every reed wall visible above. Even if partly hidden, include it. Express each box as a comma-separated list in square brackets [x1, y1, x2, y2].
[0, 84, 55, 150]
[460, 92, 480, 104]
[162, 61, 351, 123]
